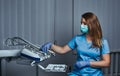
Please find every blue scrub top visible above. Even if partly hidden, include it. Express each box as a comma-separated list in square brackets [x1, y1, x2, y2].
[67, 34, 110, 76]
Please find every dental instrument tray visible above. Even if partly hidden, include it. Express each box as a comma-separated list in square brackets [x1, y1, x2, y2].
[38, 64, 67, 72]
[45, 64, 67, 72]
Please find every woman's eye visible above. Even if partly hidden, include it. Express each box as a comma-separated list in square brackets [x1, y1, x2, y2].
[81, 22, 86, 25]
[83, 23, 87, 25]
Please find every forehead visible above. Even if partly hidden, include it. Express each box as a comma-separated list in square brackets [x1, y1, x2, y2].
[81, 18, 86, 23]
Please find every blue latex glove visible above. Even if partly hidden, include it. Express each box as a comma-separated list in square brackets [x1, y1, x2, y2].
[40, 42, 52, 52]
[74, 61, 90, 69]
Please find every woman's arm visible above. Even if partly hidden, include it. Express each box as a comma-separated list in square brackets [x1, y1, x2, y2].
[90, 53, 110, 68]
[51, 44, 72, 54]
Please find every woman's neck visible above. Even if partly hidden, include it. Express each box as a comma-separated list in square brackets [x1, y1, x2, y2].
[86, 34, 92, 42]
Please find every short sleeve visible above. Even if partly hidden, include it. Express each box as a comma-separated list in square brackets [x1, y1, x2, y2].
[67, 36, 77, 50]
[101, 39, 110, 54]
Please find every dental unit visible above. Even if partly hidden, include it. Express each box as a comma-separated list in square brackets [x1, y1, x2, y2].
[0, 37, 68, 72]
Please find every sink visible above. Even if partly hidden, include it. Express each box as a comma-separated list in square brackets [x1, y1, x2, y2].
[0, 49, 21, 58]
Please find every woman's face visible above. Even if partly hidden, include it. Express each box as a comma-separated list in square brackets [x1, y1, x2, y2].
[80, 18, 89, 34]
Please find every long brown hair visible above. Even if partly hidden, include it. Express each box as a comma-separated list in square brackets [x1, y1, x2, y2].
[82, 12, 102, 48]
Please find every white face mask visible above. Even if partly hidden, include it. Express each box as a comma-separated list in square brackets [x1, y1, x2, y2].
[80, 24, 88, 33]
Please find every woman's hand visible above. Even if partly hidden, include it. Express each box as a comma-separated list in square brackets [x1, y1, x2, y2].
[74, 61, 90, 69]
[40, 42, 53, 52]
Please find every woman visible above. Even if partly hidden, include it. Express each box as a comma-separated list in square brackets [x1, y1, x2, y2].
[40, 12, 110, 76]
